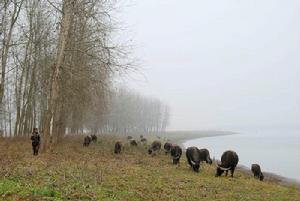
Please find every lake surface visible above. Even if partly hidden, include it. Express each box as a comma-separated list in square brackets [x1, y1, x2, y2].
[183, 128, 300, 182]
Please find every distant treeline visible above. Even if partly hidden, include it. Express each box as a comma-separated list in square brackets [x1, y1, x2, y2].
[94, 88, 170, 134]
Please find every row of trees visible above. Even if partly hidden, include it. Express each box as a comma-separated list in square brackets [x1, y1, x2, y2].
[0, 0, 125, 150]
[94, 88, 170, 134]
[0, 1, 170, 149]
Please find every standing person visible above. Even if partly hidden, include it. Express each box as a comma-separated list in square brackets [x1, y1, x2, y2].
[30, 128, 41, 156]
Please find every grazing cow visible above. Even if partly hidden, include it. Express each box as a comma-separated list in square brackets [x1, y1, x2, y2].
[83, 136, 92, 147]
[127, 136, 133, 140]
[215, 150, 239, 177]
[114, 141, 122, 154]
[251, 164, 264, 181]
[186, 147, 201, 172]
[91, 134, 97, 143]
[148, 141, 161, 155]
[141, 138, 147, 143]
[170, 145, 182, 164]
[30, 128, 40, 156]
[163, 142, 173, 154]
[130, 139, 138, 146]
[199, 148, 213, 164]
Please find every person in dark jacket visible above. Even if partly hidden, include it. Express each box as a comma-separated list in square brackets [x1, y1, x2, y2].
[30, 128, 41, 156]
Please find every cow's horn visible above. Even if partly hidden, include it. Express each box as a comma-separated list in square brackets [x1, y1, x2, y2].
[173, 155, 180, 160]
[190, 160, 196, 165]
[219, 166, 231, 171]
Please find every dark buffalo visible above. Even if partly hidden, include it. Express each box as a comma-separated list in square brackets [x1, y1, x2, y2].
[83, 136, 92, 147]
[114, 141, 122, 154]
[199, 148, 213, 164]
[127, 136, 133, 140]
[186, 147, 201, 172]
[141, 138, 147, 143]
[251, 164, 264, 181]
[91, 134, 97, 143]
[148, 141, 161, 155]
[130, 139, 138, 146]
[215, 150, 239, 177]
[163, 142, 173, 154]
[170, 145, 182, 164]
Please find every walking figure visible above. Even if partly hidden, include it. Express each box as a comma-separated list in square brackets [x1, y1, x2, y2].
[31, 128, 40, 156]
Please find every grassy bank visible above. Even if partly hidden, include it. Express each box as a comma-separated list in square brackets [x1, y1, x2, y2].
[0, 135, 299, 201]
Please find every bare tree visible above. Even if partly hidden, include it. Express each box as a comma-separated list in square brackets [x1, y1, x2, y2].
[0, 0, 162, 150]
[0, 0, 24, 111]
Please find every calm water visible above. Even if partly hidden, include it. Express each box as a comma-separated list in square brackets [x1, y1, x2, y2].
[183, 129, 300, 182]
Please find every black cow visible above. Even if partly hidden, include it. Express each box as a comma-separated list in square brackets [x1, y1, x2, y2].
[148, 141, 161, 155]
[163, 142, 172, 154]
[91, 134, 97, 143]
[114, 141, 122, 154]
[170, 145, 182, 164]
[215, 150, 239, 177]
[199, 148, 213, 164]
[186, 147, 201, 172]
[130, 139, 138, 146]
[141, 138, 147, 143]
[83, 136, 92, 147]
[30, 128, 40, 156]
[127, 136, 133, 140]
[251, 164, 264, 181]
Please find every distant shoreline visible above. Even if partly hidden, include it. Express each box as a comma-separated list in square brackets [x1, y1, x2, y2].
[170, 131, 300, 189]
[162, 130, 237, 146]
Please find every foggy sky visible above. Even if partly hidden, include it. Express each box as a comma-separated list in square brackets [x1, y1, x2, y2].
[118, 0, 300, 131]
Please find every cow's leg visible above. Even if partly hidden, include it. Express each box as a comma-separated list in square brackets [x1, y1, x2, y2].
[230, 167, 235, 177]
[225, 170, 228, 177]
[188, 158, 193, 167]
[173, 158, 179, 165]
[32, 146, 35, 155]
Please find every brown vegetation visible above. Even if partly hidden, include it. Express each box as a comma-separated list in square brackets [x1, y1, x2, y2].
[0, 136, 300, 200]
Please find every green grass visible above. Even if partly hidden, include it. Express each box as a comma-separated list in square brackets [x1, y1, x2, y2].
[0, 135, 299, 201]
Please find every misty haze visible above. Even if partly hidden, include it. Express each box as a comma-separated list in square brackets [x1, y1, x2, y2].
[0, 0, 299, 200]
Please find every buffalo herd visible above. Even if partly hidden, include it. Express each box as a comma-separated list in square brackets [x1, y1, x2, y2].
[82, 134, 264, 181]
[186, 147, 214, 172]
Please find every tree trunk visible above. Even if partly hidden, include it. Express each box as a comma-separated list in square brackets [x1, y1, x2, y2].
[0, 0, 24, 107]
[42, 0, 75, 151]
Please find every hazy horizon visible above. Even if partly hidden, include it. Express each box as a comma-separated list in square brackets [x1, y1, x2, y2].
[118, 0, 300, 131]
